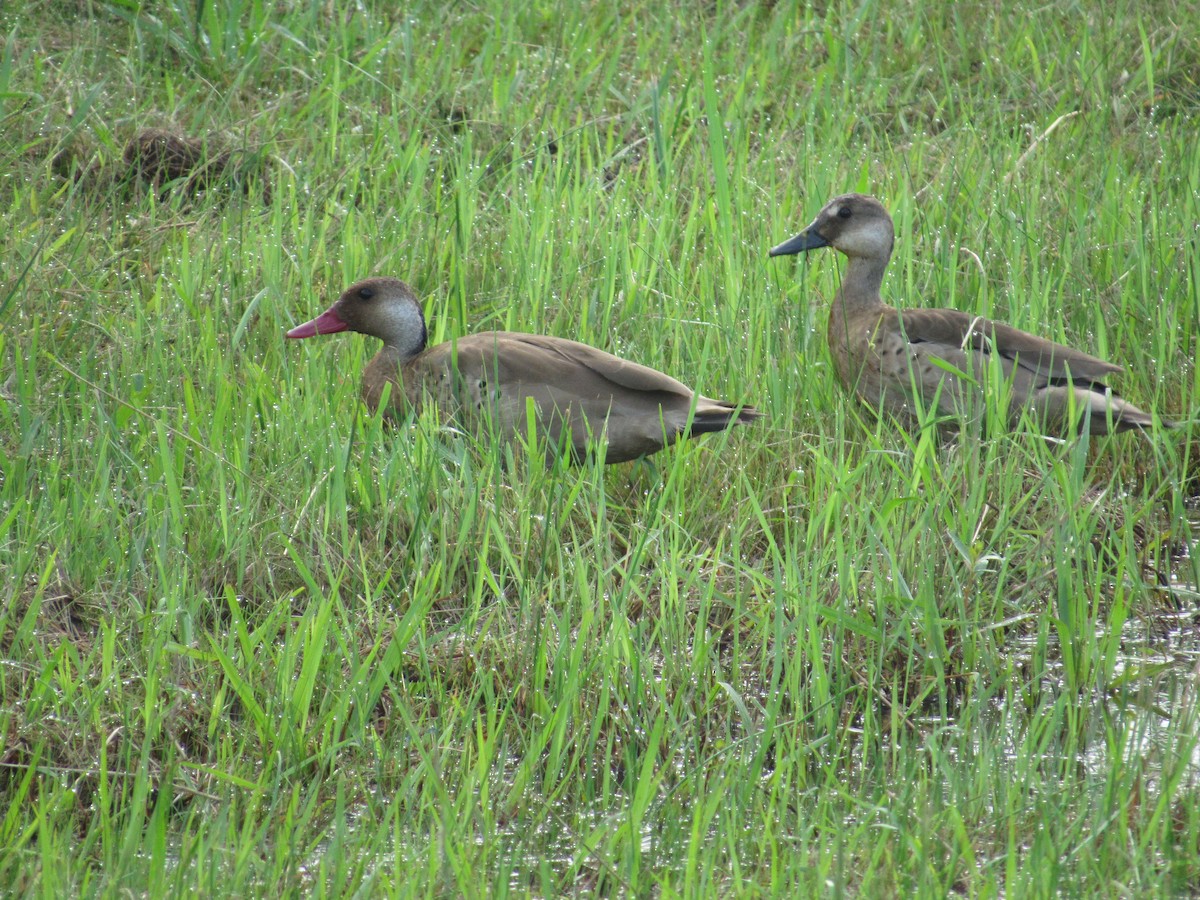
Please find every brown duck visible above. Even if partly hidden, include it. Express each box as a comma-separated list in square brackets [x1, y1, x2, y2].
[770, 193, 1172, 434]
[286, 277, 761, 462]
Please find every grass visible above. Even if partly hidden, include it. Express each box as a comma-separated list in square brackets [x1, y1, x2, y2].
[2, 0, 1199, 895]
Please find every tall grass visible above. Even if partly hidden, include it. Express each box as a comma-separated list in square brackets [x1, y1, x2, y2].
[2, 0, 1198, 895]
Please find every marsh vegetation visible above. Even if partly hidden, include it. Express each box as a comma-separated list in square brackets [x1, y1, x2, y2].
[1, 0, 1198, 895]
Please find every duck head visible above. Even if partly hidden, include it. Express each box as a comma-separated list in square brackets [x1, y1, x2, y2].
[769, 193, 895, 261]
[286, 277, 428, 359]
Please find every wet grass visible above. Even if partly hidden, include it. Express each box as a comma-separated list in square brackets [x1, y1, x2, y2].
[2, 0, 1199, 895]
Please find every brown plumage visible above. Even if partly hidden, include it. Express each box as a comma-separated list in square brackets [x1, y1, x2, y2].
[770, 193, 1172, 435]
[286, 277, 761, 463]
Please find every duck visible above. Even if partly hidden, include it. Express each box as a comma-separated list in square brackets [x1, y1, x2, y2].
[286, 277, 762, 463]
[770, 193, 1172, 435]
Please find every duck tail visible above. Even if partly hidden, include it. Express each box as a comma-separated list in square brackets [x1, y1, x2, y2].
[688, 403, 764, 435]
[1080, 388, 1173, 434]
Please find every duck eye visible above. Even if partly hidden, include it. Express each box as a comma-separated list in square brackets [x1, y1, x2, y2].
[837, 206, 852, 219]
[357, 287, 375, 300]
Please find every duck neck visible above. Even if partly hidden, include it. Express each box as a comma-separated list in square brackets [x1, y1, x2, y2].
[828, 254, 889, 357]
[376, 303, 428, 362]
[362, 343, 408, 416]
[372, 343, 406, 370]
[835, 254, 889, 312]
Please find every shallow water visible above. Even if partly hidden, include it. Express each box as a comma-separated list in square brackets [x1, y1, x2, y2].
[268, 502, 1200, 892]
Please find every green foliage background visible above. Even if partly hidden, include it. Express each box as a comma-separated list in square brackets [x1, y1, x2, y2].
[1, 0, 1198, 895]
